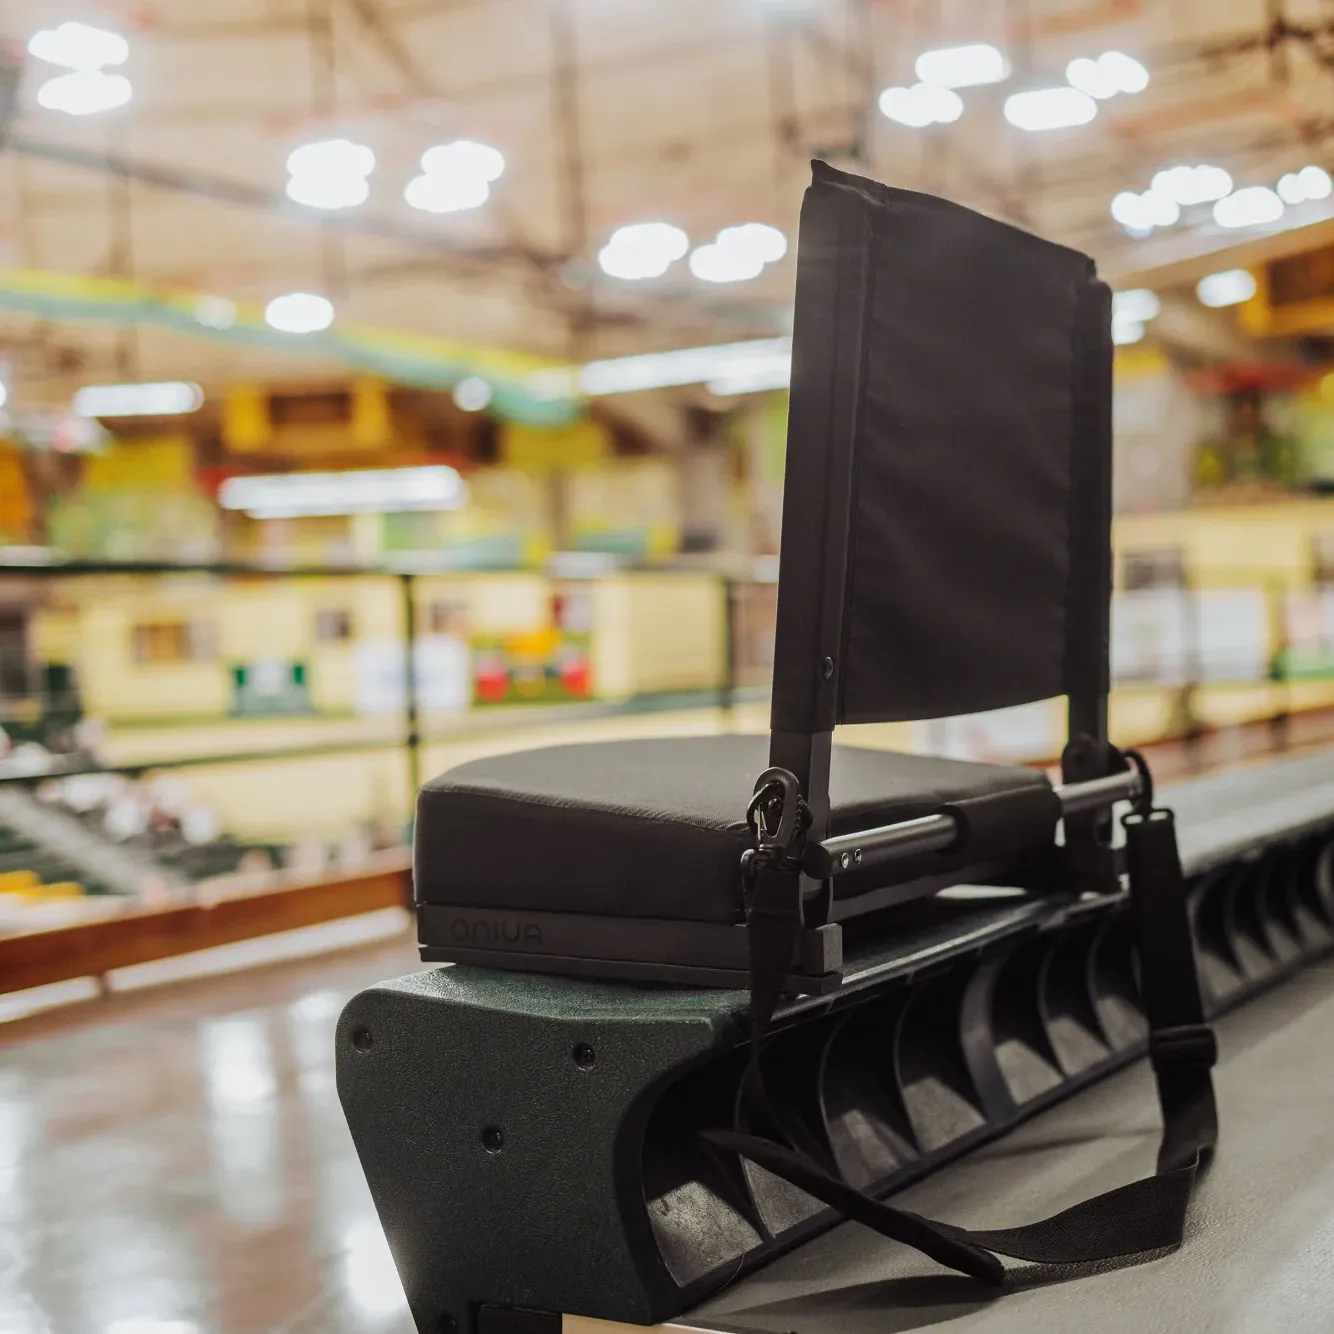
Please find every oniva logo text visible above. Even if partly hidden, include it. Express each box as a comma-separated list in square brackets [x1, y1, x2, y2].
[448, 914, 544, 947]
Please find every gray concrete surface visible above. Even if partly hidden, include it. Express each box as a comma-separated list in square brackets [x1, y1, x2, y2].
[695, 958, 1334, 1334]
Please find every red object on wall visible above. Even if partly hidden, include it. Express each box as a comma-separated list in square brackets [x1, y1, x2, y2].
[1185, 363, 1313, 395]
[559, 652, 591, 698]
[473, 654, 509, 704]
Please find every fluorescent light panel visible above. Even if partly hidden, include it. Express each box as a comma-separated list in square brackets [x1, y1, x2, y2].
[73, 382, 203, 417]
[579, 338, 791, 396]
[218, 467, 467, 519]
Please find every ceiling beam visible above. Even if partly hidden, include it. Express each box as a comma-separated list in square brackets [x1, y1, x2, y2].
[8, 134, 560, 275]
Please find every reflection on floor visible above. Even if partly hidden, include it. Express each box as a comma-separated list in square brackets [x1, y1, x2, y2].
[0, 935, 422, 1334]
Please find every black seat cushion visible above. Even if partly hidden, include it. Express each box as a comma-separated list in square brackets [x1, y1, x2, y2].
[415, 736, 1056, 925]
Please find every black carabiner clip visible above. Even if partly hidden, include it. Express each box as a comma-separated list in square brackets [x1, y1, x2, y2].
[1121, 747, 1156, 817]
[747, 766, 803, 852]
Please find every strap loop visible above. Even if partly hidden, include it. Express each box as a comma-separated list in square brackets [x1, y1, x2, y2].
[1150, 1024, 1218, 1074]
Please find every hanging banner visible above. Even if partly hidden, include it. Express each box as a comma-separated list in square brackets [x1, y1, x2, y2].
[0, 269, 583, 427]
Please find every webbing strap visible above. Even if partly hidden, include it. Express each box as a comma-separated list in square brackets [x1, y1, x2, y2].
[709, 787, 1217, 1286]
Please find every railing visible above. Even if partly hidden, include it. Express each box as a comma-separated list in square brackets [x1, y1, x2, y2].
[1110, 571, 1334, 761]
[1, 556, 1333, 935]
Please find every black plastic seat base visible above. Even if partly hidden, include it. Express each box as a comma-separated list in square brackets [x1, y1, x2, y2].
[342, 814, 1334, 1332]
[419, 943, 845, 994]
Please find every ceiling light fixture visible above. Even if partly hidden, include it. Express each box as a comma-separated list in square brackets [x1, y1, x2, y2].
[1150, 164, 1233, 206]
[597, 222, 689, 281]
[29, 21, 131, 117]
[421, 141, 505, 183]
[27, 21, 128, 71]
[1111, 318, 1145, 346]
[689, 223, 788, 284]
[878, 82, 964, 127]
[287, 175, 370, 210]
[689, 247, 764, 284]
[914, 44, 1010, 88]
[1299, 164, 1331, 199]
[452, 377, 493, 412]
[194, 296, 237, 330]
[264, 292, 334, 334]
[1213, 186, 1285, 229]
[1004, 87, 1097, 131]
[1276, 165, 1333, 205]
[73, 382, 204, 417]
[1112, 289, 1160, 324]
[405, 139, 505, 215]
[1196, 269, 1257, 308]
[37, 69, 131, 116]
[1110, 188, 1179, 234]
[285, 139, 375, 211]
[403, 175, 490, 214]
[721, 223, 787, 262]
[1065, 51, 1148, 100]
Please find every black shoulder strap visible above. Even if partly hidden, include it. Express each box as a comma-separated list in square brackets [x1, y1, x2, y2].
[705, 754, 1217, 1286]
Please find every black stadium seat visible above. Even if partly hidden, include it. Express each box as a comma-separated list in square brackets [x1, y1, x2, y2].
[414, 160, 1121, 989]
[352, 162, 1222, 1320]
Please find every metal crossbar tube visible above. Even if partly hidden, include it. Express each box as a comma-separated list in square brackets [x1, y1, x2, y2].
[1055, 768, 1141, 816]
[810, 769, 1143, 878]
[812, 814, 958, 876]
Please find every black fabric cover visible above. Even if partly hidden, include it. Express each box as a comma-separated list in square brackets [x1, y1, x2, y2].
[770, 162, 1112, 729]
[415, 735, 1054, 924]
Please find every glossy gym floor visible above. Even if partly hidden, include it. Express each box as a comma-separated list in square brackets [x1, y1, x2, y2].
[1, 936, 421, 1334]
[9, 906, 1334, 1334]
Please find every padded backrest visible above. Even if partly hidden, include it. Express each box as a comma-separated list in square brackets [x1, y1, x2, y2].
[771, 161, 1113, 732]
